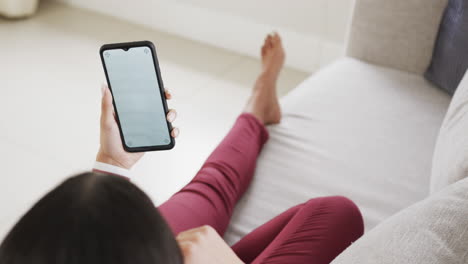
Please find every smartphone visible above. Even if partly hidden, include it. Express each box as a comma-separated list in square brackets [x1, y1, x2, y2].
[100, 41, 175, 152]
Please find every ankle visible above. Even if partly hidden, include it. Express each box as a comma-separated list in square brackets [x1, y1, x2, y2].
[256, 72, 277, 88]
[261, 65, 282, 80]
[247, 111, 267, 125]
[244, 93, 266, 124]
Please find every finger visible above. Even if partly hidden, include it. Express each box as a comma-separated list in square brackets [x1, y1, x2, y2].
[171, 127, 180, 138]
[101, 84, 114, 124]
[176, 228, 199, 242]
[177, 241, 196, 258]
[178, 240, 193, 249]
[176, 231, 194, 242]
[176, 225, 210, 242]
[164, 88, 172, 100]
[166, 109, 177, 123]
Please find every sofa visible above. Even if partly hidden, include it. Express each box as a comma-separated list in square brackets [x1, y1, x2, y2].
[224, 0, 468, 262]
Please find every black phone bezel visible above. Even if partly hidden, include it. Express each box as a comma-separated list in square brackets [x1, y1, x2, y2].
[99, 40, 175, 152]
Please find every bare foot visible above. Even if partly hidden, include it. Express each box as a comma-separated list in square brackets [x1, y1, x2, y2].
[244, 33, 285, 125]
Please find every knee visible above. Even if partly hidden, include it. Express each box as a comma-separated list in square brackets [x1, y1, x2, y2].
[322, 195, 361, 214]
[306, 196, 364, 237]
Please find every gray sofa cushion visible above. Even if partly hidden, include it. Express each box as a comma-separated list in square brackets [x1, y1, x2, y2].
[425, 0, 468, 94]
[331, 177, 468, 264]
[346, 0, 448, 74]
[431, 71, 468, 193]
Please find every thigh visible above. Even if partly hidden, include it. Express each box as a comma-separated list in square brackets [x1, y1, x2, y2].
[233, 196, 364, 264]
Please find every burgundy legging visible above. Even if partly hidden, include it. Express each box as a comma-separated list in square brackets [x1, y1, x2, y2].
[159, 113, 364, 264]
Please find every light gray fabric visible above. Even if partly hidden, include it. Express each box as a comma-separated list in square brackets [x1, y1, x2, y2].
[346, 0, 448, 74]
[331, 177, 468, 264]
[431, 71, 468, 193]
[224, 58, 450, 245]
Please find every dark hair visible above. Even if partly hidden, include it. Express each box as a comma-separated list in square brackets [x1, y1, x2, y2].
[0, 172, 183, 264]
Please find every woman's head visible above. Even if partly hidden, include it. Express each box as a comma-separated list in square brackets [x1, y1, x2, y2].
[0, 172, 183, 264]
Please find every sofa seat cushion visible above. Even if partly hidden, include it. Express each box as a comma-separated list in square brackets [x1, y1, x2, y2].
[224, 58, 450, 244]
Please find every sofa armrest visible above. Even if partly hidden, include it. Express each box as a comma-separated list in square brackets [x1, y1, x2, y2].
[346, 0, 448, 74]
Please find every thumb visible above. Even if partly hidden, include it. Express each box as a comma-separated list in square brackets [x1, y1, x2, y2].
[101, 84, 115, 127]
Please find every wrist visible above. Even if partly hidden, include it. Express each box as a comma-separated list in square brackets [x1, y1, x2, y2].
[96, 151, 132, 170]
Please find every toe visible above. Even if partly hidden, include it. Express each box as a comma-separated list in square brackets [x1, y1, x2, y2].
[264, 34, 270, 44]
[272, 33, 281, 46]
[273, 32, 280, 41]
[265, 35, 272, 48]
[262, 37, 268, 49]
[267, 36, 274, 48]
[271, 34, 284, 55]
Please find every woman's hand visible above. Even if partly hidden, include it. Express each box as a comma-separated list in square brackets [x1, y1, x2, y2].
[177, 225, 244, 264]
[96, 84, 179, 169]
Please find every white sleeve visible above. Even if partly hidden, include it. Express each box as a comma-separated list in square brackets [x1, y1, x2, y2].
[93, 161, 132, 179]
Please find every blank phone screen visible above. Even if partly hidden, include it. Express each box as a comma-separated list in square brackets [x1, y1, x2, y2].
[103, 47, 170, 148]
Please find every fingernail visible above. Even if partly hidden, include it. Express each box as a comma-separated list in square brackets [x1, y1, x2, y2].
[101, 84, 105, 95]
[167, 111, 176, 122]
[172, 128, 180, 137]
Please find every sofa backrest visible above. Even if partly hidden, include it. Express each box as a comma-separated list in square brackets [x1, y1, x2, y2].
[346, 0, 448, 74]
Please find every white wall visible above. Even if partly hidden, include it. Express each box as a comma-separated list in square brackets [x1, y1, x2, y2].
[54, 0, 354, 72]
